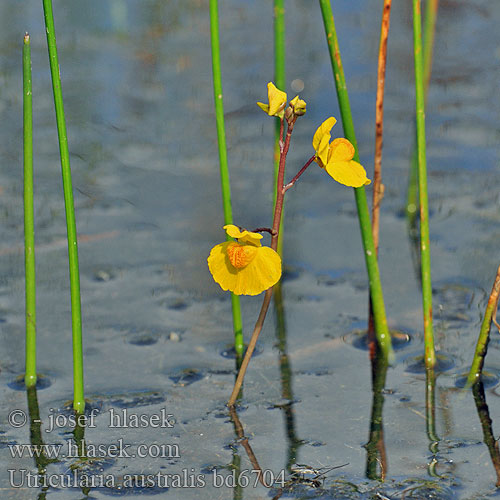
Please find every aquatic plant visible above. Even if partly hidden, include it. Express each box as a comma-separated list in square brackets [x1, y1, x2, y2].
[412, 0, 436, 369]
[466, 264, 500, 387]
[319, 0, 394, 362]
[209, 0, 244, 364]
[23, 33, 36, 388]
[206, 82, 368, 406]
[42, 0, 84, 413]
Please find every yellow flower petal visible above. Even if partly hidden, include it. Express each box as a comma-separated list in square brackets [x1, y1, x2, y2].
[290, 95, 306, 115]
[312, 117, 337, 152]
[325, 160, 371, 188]
[207, 241, 281, 296]
[223, 224, 262, 247]
[328, 138, 355, 163]
[316, 134, 331, 168]
[226, 242, 258, 269]
[256, 102, 270, 113]
[266, 82, 287, 116]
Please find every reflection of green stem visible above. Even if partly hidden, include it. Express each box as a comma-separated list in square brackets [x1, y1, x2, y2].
[23, 34, 37, 388]
[27, 386, 58, 497]
[466, 264, 500, 387]
[365, 351, 388, 481]
[274, 282, 301, 470]
[231, 450, 243, 500]
[413, 0, 435, 369]
[319, 0, 393, 362]
[472, 382, 500, 487]
[209, 0, 244, 365]
[273, 0, 286, 256]
[426, 367, 439, 447]
[42, 0, 85, 413]
[72, 419, 91, 496]
[406, 0, 438, 224]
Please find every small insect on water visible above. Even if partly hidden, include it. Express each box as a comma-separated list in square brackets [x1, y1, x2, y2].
[288, 462, 349, 488]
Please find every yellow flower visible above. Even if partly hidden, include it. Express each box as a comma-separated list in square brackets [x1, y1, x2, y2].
[312, 117, 371, 188]
[289, 95, 306, 116]
[208, 225, 282, 296]
[257, 82, 287, 117]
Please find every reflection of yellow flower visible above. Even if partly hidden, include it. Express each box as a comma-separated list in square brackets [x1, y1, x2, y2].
[312, 118, 371, 188]
[208, 225, 282, 296]
[257, 82, 287, 117]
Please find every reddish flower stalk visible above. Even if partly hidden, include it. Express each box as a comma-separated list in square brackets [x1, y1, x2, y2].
[228, 117, 296, 407]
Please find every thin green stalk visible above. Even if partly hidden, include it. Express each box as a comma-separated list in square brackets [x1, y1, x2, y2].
[466, 264, 500, 387]
[406, 0, 438, 222]
[209, 0, 244, 364]
[23, 33, 37, 388]
[413, 0, 436, 369]
[42, 0, 84, 413]
[319, 0, 394, 362]
[273, 0, 286, 256]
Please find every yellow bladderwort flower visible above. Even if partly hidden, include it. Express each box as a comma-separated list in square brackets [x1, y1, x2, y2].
[289, 95, 306, 116]
[257, 82, 287, 118]
[312, 117, 371, 188]
[207, 225, 282, 296]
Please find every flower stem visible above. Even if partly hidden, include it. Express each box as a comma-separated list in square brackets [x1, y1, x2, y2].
[413, 0, 436, 369]
[228, 120, 295, 407]
[42, 0, 84, 413]
[466, 264, 500, 388]
[319, 0, 394, 362]
[209, 0, 244, 365]
[23, 33, 37, 389]
[283, 155, 315, 194]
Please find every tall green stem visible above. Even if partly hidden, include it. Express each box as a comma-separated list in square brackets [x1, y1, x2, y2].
[273, 0, 286, 256]
[23, 33, 37, 388]
[413, 0, 435, 369]
[406, 0, 438, 222]
[209, 0, 244, 364]
[42, 0, 84, 413]
[466, 264, 500, 387]
[319, 0, 393, 362]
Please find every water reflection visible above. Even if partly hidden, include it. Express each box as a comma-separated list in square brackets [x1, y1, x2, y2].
[273, 281, 302, 470]
[26, 386, 58, 499]
[365, 350, 388, 481]
[472, 381, 500, 487]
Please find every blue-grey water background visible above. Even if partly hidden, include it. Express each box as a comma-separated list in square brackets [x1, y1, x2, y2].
[1, 0, 500, 498]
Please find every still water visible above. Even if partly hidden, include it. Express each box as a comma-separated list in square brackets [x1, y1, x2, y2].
[1, 0, 500, 498]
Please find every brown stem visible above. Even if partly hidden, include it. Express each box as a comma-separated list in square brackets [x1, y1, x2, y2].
[228, 406, 272, 488]
[228, 119, 296, 407]
[283, 154, 316, 194]
[368, 0, 392, 342]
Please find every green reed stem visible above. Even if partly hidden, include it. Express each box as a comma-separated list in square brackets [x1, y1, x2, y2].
[42, 0, 84, 413]
[413, 0, 435, 369]
[319, 0, 394, 362]
[406, 0, 438, 222]
[209, 0, 244, 364]
[273, 0, 286, 256]
[466, 264, 500, 388]
[23, 33, 37, 389]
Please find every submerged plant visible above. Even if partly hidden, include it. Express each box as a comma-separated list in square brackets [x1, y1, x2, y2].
[207, 82, 369, 406]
